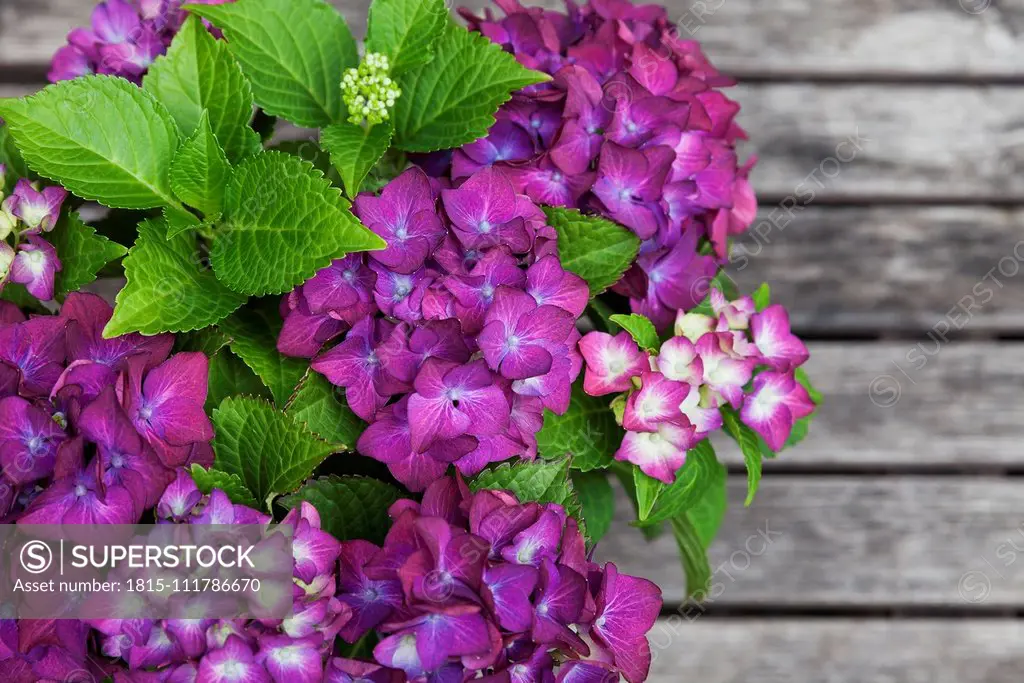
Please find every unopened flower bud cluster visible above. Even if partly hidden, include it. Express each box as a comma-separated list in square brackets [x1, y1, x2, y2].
[341, 52, 402, 126]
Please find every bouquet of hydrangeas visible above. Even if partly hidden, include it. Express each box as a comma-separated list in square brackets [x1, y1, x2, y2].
[0, 0, 820, 680]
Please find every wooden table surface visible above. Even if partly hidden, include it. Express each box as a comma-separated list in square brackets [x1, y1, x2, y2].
[3, 0, 1024, 680]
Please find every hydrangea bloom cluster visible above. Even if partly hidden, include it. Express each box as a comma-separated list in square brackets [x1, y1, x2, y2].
[48, 0, 230, 82]
[0, 293, 213, 524]
[419, 0, 756, 330]
[3, 474, 663, 683]
[580, 289, 813, 482]
[0, 169, 68, 302]
[279, 166, 590, 491]
[342, 53, 403, 126]
[333, 476, 663, 683]
[1, 472, 345, 681]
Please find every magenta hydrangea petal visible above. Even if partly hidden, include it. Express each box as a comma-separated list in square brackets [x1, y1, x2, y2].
[622, 371, 689, 432]
[578, 331, 646, 396]
[198, 635, 271, 683]
[615, 418, 695, 484]
[255, 634, 324, 683]
[750, 304, 810, 372]
[63, 292, 173, 370]
[592, 563, 662, 683]
[131, 352, 213, 449]
[10, 236, 61, 301]
[0, 395, 66, 485]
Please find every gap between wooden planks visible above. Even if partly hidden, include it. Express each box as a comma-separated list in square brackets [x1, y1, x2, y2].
[644, 619, 1024, 683]
[599, 477, 1024, 607]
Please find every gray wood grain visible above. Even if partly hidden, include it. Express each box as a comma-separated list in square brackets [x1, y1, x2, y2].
[599, 476, 1024, 606]
[734, 83, 1024, 201]
[715, 342, 1024, 467]
[731, 206, 1024, 333]
[646, 620, 1024, 683]
[3, 0, 1023, 77]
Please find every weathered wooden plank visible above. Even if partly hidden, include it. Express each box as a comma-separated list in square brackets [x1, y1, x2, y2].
[646, 620, 1024, 683]
[3, 0, 1022, 77]
[599, 477, 1024, 606]
[716, 343, 1024, 468]
[732, 207, 1024, 333]
[734, 84, 1024, 202]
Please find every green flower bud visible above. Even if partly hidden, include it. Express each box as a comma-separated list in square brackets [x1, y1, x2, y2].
[341, 52, 402, 127]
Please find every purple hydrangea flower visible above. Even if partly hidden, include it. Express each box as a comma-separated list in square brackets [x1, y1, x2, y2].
[278, 166, 584, 491]
[433, 0, 760, 331]
[331, 476, 663, 683]
[124, 352, 214, 467]
[9, 235, 62, 301]
[3, 179, 67, 234]
[0, 395, 66, 484]
[47, 0, 233, 83]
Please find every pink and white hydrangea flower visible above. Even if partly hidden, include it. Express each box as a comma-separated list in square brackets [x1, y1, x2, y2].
[710, 289, 755, 331]
[615, 417, 697, 484]
[740, 371, 815, 450]
[654, 336, 702, 384]
[750, 304, 809, 372]
[3, 179, 67, 233]
[10, 236, 62, 301]
[679, 384, 722, 438]
[695, 332, 754, 408]
[622, 371, 689, 432]
[578, 331, 648, 396]
[673, 309, 715, 342]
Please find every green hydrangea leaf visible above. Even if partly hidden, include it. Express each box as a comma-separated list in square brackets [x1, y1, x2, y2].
[163, 205, 201, 239]
[164, 210, 220, 240]
[49, 212, 127, 300]
[685, 456, 728, 548]
[542, 207, 640, 296]
[218, 305, 308, 407]
[721, 407, 763, 506]
[169, 111, 232, 216]
[470, 457, 584, 528]
[206, 347, 273, 412]
[104, 218, 247, 337]
[186, 0, 358, 128]
[365, 0, 448, 74]
[634, 440, 724, 527]
[671, 514, 713, 600]
[212, 396, 338, 507]
[285, 371, 366, 449]
[632, 468, 665, 521]
[189, 464, 260, 508]
[279, 476, 403, 545]
[609, 313, 660, 352]
[751, 283, 771, 311]
[571, 470, 615, 544]
[320, 121, 394, 199]
[0, 123, 30, 184]
[176, 326, 232, 356]
[393, 23, 550, 153]
[536, 383, 620, 472]
[212, 151, 386, 296]
[143, 15, 259, 162]
[0, 76, 180, 209]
